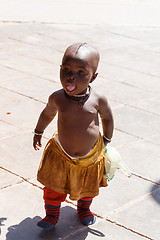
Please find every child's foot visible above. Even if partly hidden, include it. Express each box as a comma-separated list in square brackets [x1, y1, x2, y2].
[77, 199, 96, 226]
[37, 204, 60, 230]
[37, 215, 57, 230]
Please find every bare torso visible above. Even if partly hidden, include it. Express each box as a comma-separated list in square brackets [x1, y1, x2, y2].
[54, 89, 100, 157]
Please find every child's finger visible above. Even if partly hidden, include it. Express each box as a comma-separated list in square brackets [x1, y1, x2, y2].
[38, 139, 42, 147]
[35, 143, 41, 151]
[33, 142, 38, 150]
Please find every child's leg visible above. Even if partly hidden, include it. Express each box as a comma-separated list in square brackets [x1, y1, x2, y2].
[38, 187, 67, 230]
[77, 197, 96, 226]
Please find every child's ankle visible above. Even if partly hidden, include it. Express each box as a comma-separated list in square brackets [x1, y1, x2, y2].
[37, 204, 61, 230]
[77, 199, 96, 226]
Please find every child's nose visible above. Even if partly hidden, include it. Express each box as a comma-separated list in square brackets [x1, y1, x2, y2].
[67, 76, 76, 82]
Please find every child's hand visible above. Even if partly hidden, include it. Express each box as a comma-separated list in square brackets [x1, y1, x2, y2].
[33, 134, 42, 151]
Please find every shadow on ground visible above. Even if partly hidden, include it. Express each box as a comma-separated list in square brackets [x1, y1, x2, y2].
[5, 206, 105, 240]
[151, 181, 160, 205]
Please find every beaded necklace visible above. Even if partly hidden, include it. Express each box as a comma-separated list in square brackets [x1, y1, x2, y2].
[64, 86, 92, 108]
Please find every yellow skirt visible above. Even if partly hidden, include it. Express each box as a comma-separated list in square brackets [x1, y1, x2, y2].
[37, 133, 107, 200]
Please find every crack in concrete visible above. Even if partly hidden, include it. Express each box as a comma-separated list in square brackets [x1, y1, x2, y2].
[132, 173, 160, 186]
[0, 20, 101, 26]
[1, 21, 160, 28]
[0, 166, 35, 189]
[105, 29, 144, 42]
[105, 188, 160, 218]
[105, 61, 160, 80]
[8, 36, 39, 47]
[105, 219, 154, 240]
[0, 85, 46, 104]
[0, 180, 24, 190]
[0, 118, 27, 130]
[0, 64, 56, 83]
[115, 128, 160, 147]
[109, 98, 160, 116]
[115, 127, 143, 139]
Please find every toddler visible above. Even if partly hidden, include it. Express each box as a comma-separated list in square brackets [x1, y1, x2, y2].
[33, 43, 114, 230]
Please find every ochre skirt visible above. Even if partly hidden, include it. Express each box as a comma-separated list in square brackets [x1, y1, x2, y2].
[37, 133, 107, 200]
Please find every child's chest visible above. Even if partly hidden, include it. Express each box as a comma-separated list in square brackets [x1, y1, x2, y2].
[58, 99, 99, 122]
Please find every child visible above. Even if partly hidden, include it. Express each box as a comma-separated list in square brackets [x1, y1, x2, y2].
[33, 43, 114, 230]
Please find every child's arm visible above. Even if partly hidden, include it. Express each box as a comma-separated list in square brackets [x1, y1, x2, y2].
[98, 96, 114, 145]
[33, 94, 57, 150]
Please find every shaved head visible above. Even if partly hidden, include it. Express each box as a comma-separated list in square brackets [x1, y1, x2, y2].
[63, 43, 100, 73]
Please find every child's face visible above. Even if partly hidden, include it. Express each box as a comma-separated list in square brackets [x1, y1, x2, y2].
[60, 48, 98, 95]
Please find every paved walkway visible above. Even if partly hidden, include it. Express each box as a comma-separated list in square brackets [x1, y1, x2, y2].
[0, 1, 160, 239]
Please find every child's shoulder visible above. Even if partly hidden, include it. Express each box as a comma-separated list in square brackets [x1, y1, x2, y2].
[48, 89, 64, 101]
[92, 89, 108, 104]
[91, 89, 110, 114]
[46, 89, 65, 109]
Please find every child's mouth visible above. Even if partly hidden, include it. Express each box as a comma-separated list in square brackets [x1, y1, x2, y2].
[66, 84, 76, 92]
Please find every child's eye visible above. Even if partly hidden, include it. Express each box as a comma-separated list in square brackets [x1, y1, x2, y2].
[63, 68, 70, 73]
[77, 70, 84, 75]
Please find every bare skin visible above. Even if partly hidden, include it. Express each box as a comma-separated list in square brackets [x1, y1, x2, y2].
[33, 43, 114, 157]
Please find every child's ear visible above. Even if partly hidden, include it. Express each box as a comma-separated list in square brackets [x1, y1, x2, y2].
[90, 73, 98, 83]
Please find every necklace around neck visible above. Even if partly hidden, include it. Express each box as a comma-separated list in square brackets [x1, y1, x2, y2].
[64, 85, 92, 108]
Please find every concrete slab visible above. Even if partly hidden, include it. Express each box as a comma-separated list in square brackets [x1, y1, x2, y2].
[0, 120, 27, 141]
[0, 87, 28, 109]
[122, 72, 160, 94]
[104, 25, 160, 42]
[0, 168, 22, 189]
[98, 63, 138, 83]
[0, 24, 86, 59]
[119, 139, 160, 181]
[110, 128, 139, 149]
[0, 99, 45, 130]
[67, 219, 147, 240]
[0, 66, 27, 82]
[0, 54, 56, 82]
[142, 41, 160, 53]
[135, 95, 160, 115]
[114, 105, 160, 139]
[103, 46, 160, 77]
[91, 173, 154, 217]
[0, 23, 39, 38]
[95, 78, 155, 108]
[0, 132, 48, 178]
[145, 133, 160, 145]
[0, 77, 58, 101]
[0, 42, 61, 73]
[108, 187, 160, 240]
[83, 27, 141, 51]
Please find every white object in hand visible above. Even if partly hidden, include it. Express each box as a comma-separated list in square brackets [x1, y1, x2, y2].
[104, 146, 132, 181]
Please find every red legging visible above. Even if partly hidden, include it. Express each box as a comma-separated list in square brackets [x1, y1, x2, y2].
[43, 187, 93, 205]
[43, 187, 67, 205]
